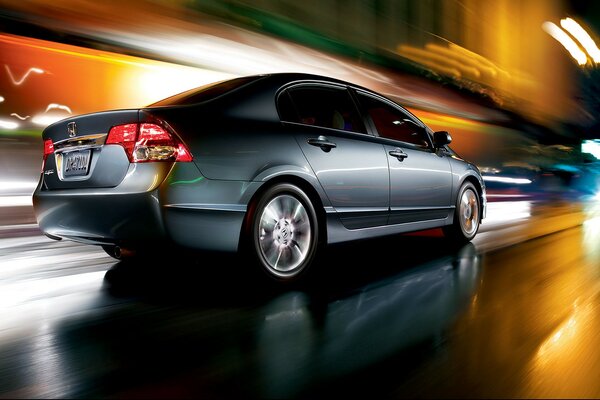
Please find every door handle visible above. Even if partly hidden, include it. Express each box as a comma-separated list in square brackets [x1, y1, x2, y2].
[307, 136, 337, 152]
[389, 148, 408, 161]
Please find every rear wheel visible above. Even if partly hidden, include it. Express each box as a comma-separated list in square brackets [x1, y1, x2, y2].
[249, 183, 319, 283]
[443, 181, 480, 244]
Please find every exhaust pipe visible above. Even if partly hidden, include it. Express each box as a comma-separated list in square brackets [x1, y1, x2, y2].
[114, 246, 135, 259]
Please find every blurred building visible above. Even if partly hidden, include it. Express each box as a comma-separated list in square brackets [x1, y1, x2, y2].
[194, 0, 588, 131]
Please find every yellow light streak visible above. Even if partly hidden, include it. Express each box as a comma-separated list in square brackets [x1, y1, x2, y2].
[397, 45, 462, 78]
[542, 22, 588, 65]
[560, 18, 600, 63]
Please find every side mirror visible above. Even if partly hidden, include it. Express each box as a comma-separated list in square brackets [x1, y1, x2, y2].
[433, 131, 452, 147]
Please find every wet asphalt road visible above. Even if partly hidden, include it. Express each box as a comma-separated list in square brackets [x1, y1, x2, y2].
[0, 201, 599, 398]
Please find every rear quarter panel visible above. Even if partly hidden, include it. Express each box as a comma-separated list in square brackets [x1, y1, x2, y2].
[142, 88, 329, 203]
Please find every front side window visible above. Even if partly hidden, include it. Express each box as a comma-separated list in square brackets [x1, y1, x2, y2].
[357, 93, 430, 149]
[278, 85, 366, 134]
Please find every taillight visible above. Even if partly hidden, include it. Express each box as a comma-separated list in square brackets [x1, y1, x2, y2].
[42, 138, 54, 171]
[106, 122, 192, 163]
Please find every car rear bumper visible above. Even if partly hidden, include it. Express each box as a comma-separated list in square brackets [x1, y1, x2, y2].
[33, 184, 166, 246]
[32, 162, 264, 252]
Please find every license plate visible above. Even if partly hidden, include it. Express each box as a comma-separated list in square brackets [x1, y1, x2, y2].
[63, 150, 91, 177]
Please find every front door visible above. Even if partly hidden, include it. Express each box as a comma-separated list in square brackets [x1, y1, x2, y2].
[355, 91, 453, 225]
[280, 84, 390, 229]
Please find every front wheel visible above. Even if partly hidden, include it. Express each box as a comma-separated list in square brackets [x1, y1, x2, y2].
[249, 183, 319, 283]
[443, 181, 481, 244]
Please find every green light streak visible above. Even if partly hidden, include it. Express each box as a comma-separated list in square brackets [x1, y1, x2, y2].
[169, 176, 205, 185]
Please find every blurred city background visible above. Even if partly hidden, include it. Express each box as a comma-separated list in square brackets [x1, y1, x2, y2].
[0, 0, 599, 203]
[2, 1, 600, 398]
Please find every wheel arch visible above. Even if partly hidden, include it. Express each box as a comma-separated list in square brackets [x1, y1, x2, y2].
[239, 175, 328, 251]
[460, 174, 485, 222]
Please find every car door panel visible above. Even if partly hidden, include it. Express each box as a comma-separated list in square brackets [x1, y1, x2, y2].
[292, 126, 389, 229]
[354, 90, 453, 226]
[385, 145, 453, 224]
[280, 84, 390, 230]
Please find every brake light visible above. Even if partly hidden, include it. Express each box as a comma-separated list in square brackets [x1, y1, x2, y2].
[106, 123, 193, 163]
[42, 139, 54, 172]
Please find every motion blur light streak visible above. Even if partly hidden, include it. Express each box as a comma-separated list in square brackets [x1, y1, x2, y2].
[0, 1, 600, 397]
[582, 140, 600, 160]
[486, 194, 530, 199]
[10, 113, 30, 120]
[0, 118, 18, 129]
[44, 103, 72, 114]
[583, 204, 600, 259]
[542, 21, 588, 65]
[0, 181, 38, 191]
[0, 34, 236, 117]
[0, 196, 33, 207]
[4, 65, 45, 85]
[482, 176, 532, 184]
[31, 114, 69, 127]
[135, 65, 234, 106]
[560, 18, 600, 63]
[398, 42, 514, 82]
[482, 201, 531, 224]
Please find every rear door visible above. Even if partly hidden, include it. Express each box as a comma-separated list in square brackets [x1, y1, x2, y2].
[279, 83, 389, 229]
[354, 91, 453, 225]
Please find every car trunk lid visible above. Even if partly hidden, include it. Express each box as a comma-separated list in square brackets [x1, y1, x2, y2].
[41, 109, 139, 190]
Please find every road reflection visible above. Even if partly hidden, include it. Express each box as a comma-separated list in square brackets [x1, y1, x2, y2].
[32, 237, 480, 398]
[257, 243, 481, 397]
[2, 199, 599, 397]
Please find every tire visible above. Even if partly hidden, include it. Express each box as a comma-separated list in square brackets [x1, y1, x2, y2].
[249, 183, 319, 283]
[443, 181, 481, 244]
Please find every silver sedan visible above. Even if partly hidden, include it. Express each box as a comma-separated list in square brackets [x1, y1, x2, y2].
[33, 73, 486, 283]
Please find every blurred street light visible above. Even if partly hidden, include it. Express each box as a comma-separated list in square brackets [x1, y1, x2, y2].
[560, 18, 600, 64]
[0, 119, 18, 129]
[543, 17, 600, 66]
[542, 21, 588, 65]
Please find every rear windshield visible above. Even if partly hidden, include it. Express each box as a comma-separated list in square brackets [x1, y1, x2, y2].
[149, 76, 260, 107]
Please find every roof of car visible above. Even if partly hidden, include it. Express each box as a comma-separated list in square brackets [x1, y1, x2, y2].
[258, 72, 365, 89]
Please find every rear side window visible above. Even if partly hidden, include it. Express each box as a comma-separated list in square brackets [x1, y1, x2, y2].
[150, 76, 259, 107]
[279, 86, 366, 134]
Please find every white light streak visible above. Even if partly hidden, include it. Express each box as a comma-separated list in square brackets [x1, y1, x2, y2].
[32, 114, 67, 127]
[5, 65, 45, 85]
[483, 201, 532, 224]
[135, 65, 234, 104]
[0, 118, 18, 129]
[0, 181, 37, 191]
[10, 113, 30, 120]
[483, 175, 532, 184]
[561, 18, 600, 63]
[542, 22, 588, 65]
[486, 194, 530, 199]
[0, 196, 32, 207]
[0, 95, 4, 102]
[582, 140, 600, 160]
[45, 103, 72, 114]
